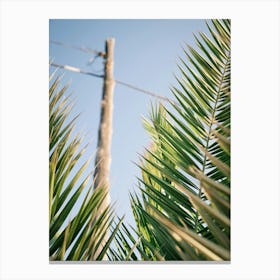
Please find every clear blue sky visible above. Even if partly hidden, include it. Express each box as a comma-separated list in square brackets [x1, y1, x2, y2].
[49, 19, 209, 228]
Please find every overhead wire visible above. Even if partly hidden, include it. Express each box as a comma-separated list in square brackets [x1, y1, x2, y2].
[50, 62, 179, 106]
[50, 62, 104, 78]
[114, 79, 177, 105]
[50, 40, 106, 57]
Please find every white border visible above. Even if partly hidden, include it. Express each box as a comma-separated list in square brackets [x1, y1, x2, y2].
[1, 0, 279, 279]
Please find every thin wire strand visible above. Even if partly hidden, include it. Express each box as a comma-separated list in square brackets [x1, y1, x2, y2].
[50, 62, 179, 106]
[50, 40, 106, 57]
[114, 79, 177, 105]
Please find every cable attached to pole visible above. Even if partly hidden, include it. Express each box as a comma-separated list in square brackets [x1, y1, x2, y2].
[50, 40, 106, 57]
[50, 62, 104, 78]
[50, 62, 179, 106]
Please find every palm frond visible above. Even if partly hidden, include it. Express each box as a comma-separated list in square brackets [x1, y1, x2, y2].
[49, 72, 120, 261]
[131, 19, 231, 261]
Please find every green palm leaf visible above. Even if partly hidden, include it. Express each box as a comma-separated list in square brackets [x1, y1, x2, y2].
[49, 73, 120, 261]
[130, 19, 231, 261]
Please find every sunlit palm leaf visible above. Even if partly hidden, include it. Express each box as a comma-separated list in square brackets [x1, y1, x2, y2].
[130, 19, 231, 261]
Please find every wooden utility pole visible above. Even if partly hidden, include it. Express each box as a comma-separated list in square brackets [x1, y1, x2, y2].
[94, 38, 115, 201]
[93, 39, 115, 258]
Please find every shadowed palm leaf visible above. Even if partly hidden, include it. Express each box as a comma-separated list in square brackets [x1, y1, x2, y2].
[49, 72, 122, 261]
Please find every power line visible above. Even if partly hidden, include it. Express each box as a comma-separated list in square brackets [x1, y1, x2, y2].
[50, 62, 179, 105]
[114, 79, 176, 105]
[50, 62, 104, 78]
[50, 40, 106, 57]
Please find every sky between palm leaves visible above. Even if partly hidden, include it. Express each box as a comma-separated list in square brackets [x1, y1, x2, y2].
[49, 19, 211, 227]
